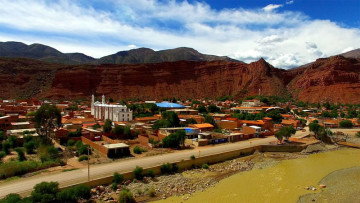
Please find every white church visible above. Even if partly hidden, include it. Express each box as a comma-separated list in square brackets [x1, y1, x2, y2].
[91, 95, 133, 122]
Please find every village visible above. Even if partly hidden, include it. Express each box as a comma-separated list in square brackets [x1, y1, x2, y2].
[1, 95, 360, 202]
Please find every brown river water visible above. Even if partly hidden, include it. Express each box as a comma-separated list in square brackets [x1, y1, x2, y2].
[159, 148, 360, 203]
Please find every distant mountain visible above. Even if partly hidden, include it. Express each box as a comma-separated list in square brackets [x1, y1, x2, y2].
[0, 41, 238, 65]
[97, 47, 237, 64]
[0, 42, 95, 65]
[341, 48, 360, 58]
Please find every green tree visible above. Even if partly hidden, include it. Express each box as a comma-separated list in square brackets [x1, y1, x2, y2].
[162, 130, 186, 148]
[31, 181, 59, 203]
[112, 125, 124, 136]
[309, 121, 322, 136]
[339, 120, 353, 128]
[204, 115, 216, 127]
[15, 148, 26, 161]
[124, 126, 132, 139]
[197, 105, 207, 113]
[103, 119, 112, 133]
[0, 193, 23, 203]
[8, 136, 17, 148]
[0, 131, 5, 142]
[162, 111, 180, 127]
[2, 141, 11, 155]
[207, 104, 220, 113]
[35, 104, 62, 143]
[266, 110, 282, 123]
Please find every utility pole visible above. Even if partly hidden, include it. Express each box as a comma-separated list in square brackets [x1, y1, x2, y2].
[87, 146, 90, 181]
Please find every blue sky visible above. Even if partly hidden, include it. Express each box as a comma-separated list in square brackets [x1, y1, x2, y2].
[0, 0, 359, 69]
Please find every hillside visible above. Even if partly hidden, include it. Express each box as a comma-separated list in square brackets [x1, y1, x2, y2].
[97, 47, 237, 64]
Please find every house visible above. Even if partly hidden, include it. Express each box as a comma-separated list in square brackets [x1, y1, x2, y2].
[189, 123, 214, 132]
[281, 119, 300, 128]
[242, 125, 261, 137]
[219, 118, 239, 129]
[167, 109, 199, 115]
[241, 99, 260, 107]
[10, 122, 31, 130]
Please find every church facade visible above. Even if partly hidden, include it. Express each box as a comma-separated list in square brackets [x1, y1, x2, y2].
[91, 95, 133, 122]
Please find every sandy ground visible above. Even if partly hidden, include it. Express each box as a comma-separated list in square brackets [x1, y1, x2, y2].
[298, 166, 360, 203]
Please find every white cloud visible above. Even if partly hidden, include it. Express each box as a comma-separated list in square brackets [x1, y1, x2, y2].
[263, 4, 283, 12]
[286, 0, 294, 5]
[0, 0, 358, 69]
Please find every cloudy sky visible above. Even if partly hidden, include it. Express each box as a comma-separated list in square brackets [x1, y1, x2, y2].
[0, 0, 359, 69]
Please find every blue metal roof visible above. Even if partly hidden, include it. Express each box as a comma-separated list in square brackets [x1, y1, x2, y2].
[156, 102, 185, 108]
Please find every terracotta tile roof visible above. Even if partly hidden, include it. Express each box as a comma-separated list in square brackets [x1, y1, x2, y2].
[189, 123, 214, 128]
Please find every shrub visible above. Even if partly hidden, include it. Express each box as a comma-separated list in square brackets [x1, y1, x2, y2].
[2, 141, 11, 155]
[147, 169, 155, 178]
[190, 155, 195, 160]
[8, 136, 17, 148]
[147, 187, 156, 197]
[133, 146, 143, 154]
[31, 181, 59, 203]
[111, 182, 118, 190]
[67, 139, 75, 146]
[202, 163, 209, 169]
[118, 189, 135, 203]
[78, 155, 88, 162]
[113, 172, 124, 184]
[15, 148, 26, 161]
[133, 166, 143, 180]
[172, 163, 179, 173]
[0, 193, 22, 203]
[339, 120, 353, 128]
[0, 131, 5, 142]
[0, 151, 5, 160]
[160, 163, 172, 174]
[0, 160, 59, 179]
[24, 141, 36, 154]
[56, 184, 90, 202]
[356, 131, 360, 138]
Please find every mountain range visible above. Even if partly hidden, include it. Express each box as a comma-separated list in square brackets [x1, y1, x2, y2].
[0, 42, 236, 65]
[0, 41, 359, 104]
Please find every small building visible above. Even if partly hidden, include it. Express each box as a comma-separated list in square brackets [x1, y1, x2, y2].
[103, 143, 130, 158]
[189, 123, 214, 132]
[241, 99, 260, 107]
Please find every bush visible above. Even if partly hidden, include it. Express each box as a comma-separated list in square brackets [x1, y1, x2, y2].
[24, 141, 36, 154]
[190, 155, 195, 160]
[78, 155, 88, 162]
[15, 148, 26, 161]
[2, 141, 10, 155]
[0, 160, 59, 179]
[0, 193, 22, 203]
[56, 184, 91, 202]
[113, 172, 124, 184]
[118, 189, 135, 203]
[0, 151, 5, 160]
[339, 120, 353, 128]
[160, 163, 172, 174]
[202, 163, 209, 169]
[356, 131, 360, 138]
[172, 163, 179, 173]
[111, 182, 118, 191]
[67, 139, 75, 146]
[8, 136, 17, 148]
[118, 189, 134, 202]
[133, 146, 145, 154]
[147, 169, 155, 178]
[31, 181, 59, 203]
[133, 166, 143, 180]
[147, 187, 156, 197]
[75, 141, 90, 155]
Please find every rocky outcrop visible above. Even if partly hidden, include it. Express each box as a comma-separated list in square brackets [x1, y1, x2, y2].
[1, 55, 360, 104]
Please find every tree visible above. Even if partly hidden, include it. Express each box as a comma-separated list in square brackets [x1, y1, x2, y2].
[124, 126, 132, 139]
[207, 104, 220, 113]
[197, 105, 207, 113]
[309, 121, 322, 136]
[2, 141, 11, 155]
[266, 110, 282, 123]
[204, 115, 216, 127]
[103, 119, 112, 133]
[35, 104, 61, 143]
[8, 135, 17, 148]
[162, 130, 186, 148]
[15, 148, 26, 161]
[0, 193, 23, 203]
[31, 181, 59, 203]
[0, 131, 5, 142]
[112, 125, 124, 136]
[339, 120, 353, 128]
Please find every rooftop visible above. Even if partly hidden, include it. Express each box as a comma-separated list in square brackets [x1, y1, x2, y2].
[103, 143, 129, 149]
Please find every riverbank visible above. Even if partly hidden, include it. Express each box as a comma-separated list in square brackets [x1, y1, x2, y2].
[298, 166, 360, 203]
[89, 143, 339, 202]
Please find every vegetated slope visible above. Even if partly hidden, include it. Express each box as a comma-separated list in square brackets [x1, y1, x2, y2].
[0, 42, 95, 65]
[96, 47, 237, 64]
[286, 55, 360, 104]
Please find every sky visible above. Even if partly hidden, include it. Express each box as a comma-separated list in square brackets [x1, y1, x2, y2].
[0, 0, 359, 69]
